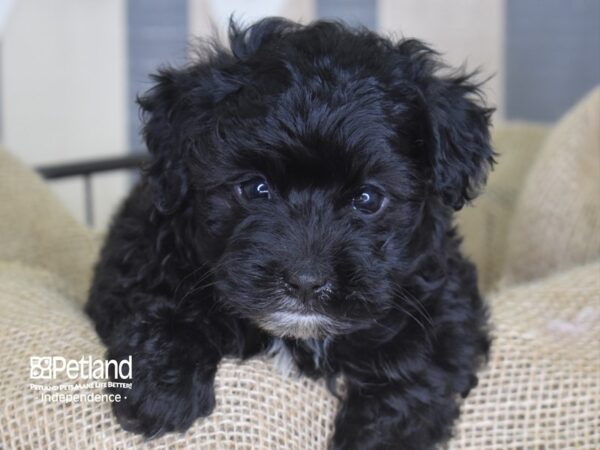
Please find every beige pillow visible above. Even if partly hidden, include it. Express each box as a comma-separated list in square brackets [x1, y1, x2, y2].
[452, 260, 600, 449]
[457, 123, 549, 292]
[2, 259, 599, 449]
[501, 86, 600, 284]
[0, 150, 99, 303]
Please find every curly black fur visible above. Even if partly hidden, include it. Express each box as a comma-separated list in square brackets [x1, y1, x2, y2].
[86, 18, 493, 450]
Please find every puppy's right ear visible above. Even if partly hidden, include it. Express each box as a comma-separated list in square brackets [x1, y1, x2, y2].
[138, 68, 197, 214]
[139, 64, 239, 214]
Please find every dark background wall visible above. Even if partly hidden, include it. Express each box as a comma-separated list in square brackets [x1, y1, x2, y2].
[505, 0, 600, 122]
[127, 0, 188, 151]
[317, 0, 377, 29]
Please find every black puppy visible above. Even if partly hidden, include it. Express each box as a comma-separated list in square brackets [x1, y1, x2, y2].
[86, 18, 493, 450]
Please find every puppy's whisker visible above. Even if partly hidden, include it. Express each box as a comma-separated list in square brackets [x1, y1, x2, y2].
[173, 266, 208, 301]
[173, 259, 231, 309]
[387, 300, 436, 348]
[176, 280, 219, 308]
[391, 281, 434, 328]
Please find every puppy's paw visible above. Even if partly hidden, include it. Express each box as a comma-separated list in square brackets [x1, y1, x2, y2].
[110, 372, 216, 438]
[102, 302, 224, 437]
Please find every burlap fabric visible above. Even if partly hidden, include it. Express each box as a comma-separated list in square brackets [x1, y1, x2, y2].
[0, 151, 98, 303]
[1, 86, 599, 449]
[502, 86, 600, 285]
[451, 261, 600, 449]
[1, 259, 598, 450]
[456, 123, 549, 292]
[0, 255, 600, 450]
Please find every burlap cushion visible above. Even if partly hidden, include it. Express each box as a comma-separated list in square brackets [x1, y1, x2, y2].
[502, 86, 600, 285]
[0, 149, 99, 303]
[1, 107, 599, 449]
[1, 259, 598, 449]
[452, 261, 600, 449]
[456, 123, 549, 292]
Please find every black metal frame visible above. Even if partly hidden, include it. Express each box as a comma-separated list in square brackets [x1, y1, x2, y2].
[36, 154, 149, 227]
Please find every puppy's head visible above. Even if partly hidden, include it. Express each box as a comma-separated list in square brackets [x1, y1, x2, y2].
[139, 19, 494, 339]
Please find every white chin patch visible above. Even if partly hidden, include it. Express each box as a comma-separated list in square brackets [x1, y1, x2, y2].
[258, 311, 333, 339]
[266, 338, 298, 378]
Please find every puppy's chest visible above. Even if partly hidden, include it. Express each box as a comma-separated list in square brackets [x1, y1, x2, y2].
[267, 338, 328, 378]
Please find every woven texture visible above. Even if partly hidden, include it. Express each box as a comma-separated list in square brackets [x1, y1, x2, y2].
[502, 86, 600, 284]
[456, 123, 549, 292]
[0, 150, 98, 304]
[451, 261, 600, 449]
[1, 261, 598, 449]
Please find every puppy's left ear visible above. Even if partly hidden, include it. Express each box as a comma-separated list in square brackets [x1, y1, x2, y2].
[423, 74, 495, 210]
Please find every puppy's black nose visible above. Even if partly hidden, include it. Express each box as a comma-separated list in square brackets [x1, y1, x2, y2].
[284, 272, 327, 300]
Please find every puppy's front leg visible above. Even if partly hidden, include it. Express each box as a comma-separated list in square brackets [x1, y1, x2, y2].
[105, 300, 232, 438]
[331, 380, 458, 450]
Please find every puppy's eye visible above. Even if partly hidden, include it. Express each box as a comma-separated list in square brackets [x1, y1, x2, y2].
[352, 186, 387, 215]
[237, 177, 271, 201]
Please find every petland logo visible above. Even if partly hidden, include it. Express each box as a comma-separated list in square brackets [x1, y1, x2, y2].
[30, 356, 132, 380]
